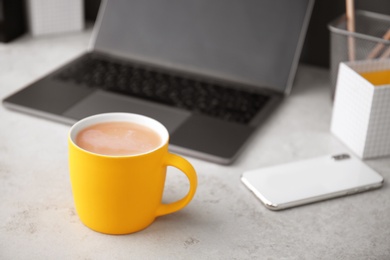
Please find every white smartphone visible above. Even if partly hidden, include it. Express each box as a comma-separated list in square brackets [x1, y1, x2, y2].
[241, 154, 384, 210]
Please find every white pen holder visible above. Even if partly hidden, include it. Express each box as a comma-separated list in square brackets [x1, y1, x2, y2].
[331, 59, 390, 159]
[27, 0, 84, 36]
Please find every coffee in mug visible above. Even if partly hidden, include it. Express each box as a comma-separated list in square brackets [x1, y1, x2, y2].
[75, 121, 162, 156]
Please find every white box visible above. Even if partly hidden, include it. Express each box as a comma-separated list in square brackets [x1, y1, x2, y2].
[27, 0, 84, 36]
[331, 60, 390, 159]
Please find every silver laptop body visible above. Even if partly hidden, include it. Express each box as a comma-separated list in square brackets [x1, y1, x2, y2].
[3, 0, 314, 164]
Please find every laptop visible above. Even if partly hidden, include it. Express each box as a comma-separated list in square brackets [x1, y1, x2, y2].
[3, 0, 314, 164]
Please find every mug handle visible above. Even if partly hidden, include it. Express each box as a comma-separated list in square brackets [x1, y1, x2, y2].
[156, 153, 197, 217]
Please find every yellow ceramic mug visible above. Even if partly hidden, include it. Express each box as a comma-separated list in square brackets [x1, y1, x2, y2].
[68, 113, 197, 234]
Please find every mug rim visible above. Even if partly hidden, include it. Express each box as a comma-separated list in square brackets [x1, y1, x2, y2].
[69, 112, 169, 158]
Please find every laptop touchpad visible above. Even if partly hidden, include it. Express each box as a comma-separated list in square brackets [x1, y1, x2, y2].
[63, 90, 190, 133]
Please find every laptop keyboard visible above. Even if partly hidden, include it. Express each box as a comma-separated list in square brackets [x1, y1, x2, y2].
[56, 54, 270, 124]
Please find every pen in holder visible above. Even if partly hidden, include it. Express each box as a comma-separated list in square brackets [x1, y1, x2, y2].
[328, 10, 390, 98]
[331, 59, 390, 159]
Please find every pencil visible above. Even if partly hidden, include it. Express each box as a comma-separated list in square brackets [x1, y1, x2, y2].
[380, 46, 390, 59]
[346, 0, 355, 61]
[367, 29, 390, 59]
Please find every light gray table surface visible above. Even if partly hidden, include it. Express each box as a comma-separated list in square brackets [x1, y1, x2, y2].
[1, 30, 389, 260]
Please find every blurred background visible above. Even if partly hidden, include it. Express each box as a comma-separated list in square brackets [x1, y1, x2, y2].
[1, 0, 390, 68]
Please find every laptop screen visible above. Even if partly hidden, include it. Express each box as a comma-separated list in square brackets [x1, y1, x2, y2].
[93, 0, 313, 93]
